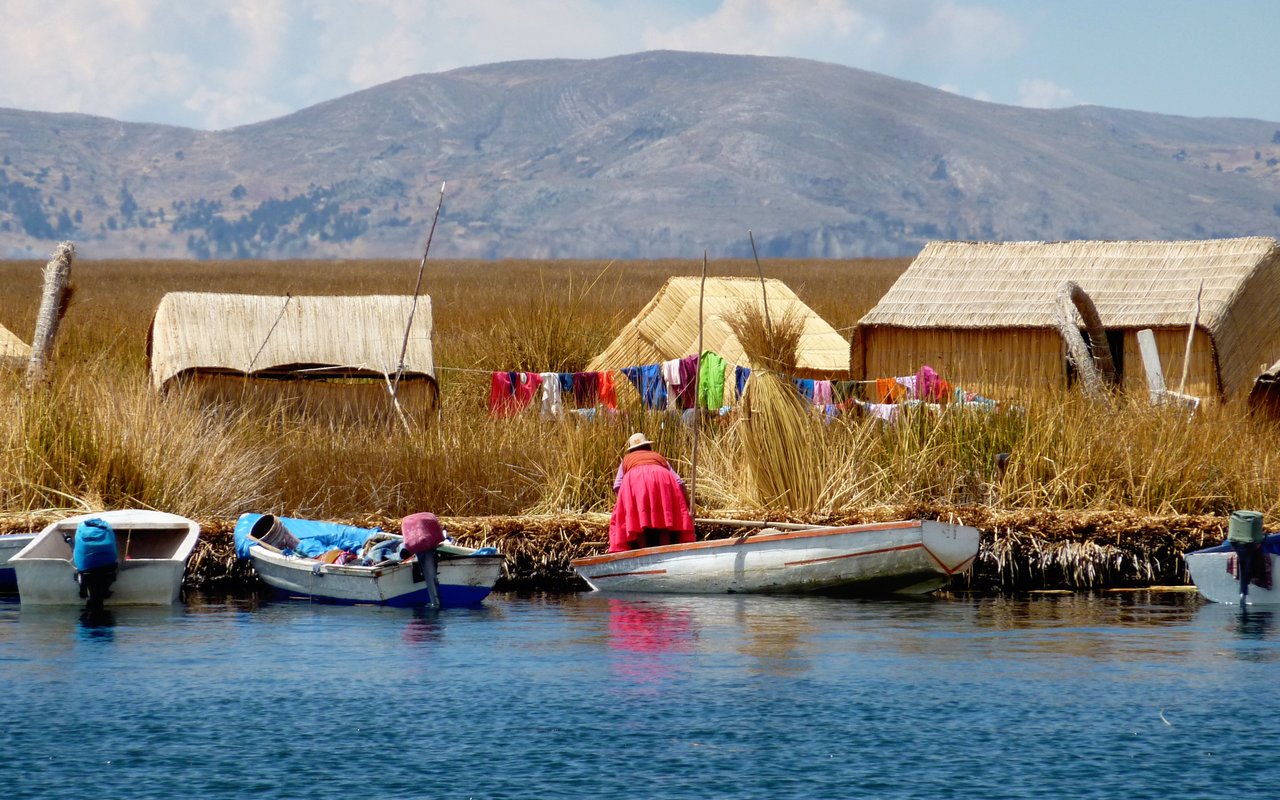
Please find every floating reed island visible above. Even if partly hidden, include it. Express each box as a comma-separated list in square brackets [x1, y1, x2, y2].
[4, 255, 1280, 600]
[0, 508, 1229, 595]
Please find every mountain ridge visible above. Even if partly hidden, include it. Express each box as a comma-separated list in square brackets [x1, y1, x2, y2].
[0, 50, 1277, 260]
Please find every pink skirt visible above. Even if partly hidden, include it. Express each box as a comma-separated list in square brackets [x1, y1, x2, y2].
[608, 464, 694, 552]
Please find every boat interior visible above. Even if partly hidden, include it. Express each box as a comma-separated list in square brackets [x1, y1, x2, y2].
[20, 521, 196, 561]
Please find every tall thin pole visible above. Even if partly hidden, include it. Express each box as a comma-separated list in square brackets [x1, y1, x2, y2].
[393, 181, 446, 397]
[747, 229, 773, 337]
[689, 251, 707, 531]
[1178, 279, 1204, 395]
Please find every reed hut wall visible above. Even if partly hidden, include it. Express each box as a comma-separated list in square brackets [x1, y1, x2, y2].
[0, 324, 29, 362]
[854, 238, 1280, 403]
[858, 325, 1219, 401]
[588, 276, 850, 379]
[148, 292, 436, 412]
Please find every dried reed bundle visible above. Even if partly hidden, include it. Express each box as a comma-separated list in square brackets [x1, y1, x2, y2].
[726, 304, 823, 511]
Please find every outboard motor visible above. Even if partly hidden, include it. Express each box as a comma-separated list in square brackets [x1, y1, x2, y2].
[68, 518, 120, 610]
[402, 512, 446, 609]
[1228, 510, 1265, 606]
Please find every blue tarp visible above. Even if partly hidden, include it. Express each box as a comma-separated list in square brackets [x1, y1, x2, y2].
[1192, 532, 1280, 556]
[234, 513, 381, 560]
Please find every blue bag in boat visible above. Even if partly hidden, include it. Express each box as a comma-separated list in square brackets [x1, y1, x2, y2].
[73, 518, 119, 572]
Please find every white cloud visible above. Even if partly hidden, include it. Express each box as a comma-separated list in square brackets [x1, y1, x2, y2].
[0, 0, 1028, 128]
[1018, 78, 1078, 109]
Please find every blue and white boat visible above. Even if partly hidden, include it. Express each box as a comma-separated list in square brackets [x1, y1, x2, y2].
[0, 532, 37, 592]
[234, 513, 503, 607]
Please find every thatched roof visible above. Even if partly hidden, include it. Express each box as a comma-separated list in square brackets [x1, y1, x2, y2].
[149, 293, 434, 390]
[588, 276, 849, 376]
[857, 237, 1280, 400]
[0, 323, 29, 362]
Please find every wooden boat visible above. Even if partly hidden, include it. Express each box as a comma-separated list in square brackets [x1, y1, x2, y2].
[572, 519, 980, 595]
[10, 510, 200, 605]
[1184, 535, 1280, 605]
[0, 532, 37, 592]
[236, 514, 503, 607]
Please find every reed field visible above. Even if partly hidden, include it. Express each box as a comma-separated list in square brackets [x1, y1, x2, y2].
[2, 254, 1278, 589]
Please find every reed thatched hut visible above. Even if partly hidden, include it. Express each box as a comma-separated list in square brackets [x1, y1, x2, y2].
[852, 237, 1280, 403]
[0, 323, 30, 363]
[148, 292, 436, 417]
[588, 276, 849, 377]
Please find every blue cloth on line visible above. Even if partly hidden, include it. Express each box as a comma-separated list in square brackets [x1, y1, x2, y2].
[735, 366, 751, 398]
[622, 364, 668, 410]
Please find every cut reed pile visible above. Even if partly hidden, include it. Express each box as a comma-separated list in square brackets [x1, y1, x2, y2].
[726, 303, 824, 511]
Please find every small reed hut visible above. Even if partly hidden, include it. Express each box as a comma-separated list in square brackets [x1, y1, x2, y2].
[588, 276, 849, 377]
[148, 292, 436, 418]
[852, 237, 1280, 403]
[0, 323, 31, 364]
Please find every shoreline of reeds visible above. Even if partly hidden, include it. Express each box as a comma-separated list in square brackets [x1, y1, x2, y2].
[1, 506, 1228, 595]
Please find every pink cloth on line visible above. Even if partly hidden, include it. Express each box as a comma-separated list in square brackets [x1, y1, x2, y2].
[608, 464, 694, 552]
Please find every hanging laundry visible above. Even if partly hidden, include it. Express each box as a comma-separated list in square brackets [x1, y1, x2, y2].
[513, 372, 542, 412]
[622, 364, 668, 410]
[539, 372, 563, 420]
[558, 373, 574, 393]
[722, 359, 737, 405]
[735, 365, 751, 399]
[697, 351, 727, 411]
[676, 354, 699, 409]
[812, 380, 833, 407]
[573, 371, 601, 408]
[488, 371, 516, 417]
[832, 380, 860, 403]
[599, 371, 618, 411]
[895, 375, 917, 399]
[875, 377, 905, 404]
[915, 365, 953, 403]
[792, 378, 815, 403]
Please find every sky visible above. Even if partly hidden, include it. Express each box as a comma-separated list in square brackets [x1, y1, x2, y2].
[1, 0, 1276, 131]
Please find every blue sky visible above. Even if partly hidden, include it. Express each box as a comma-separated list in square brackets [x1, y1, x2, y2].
[1, 0, 1274, 130]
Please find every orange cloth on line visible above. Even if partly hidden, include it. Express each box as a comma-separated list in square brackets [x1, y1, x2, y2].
[599, 371, 617, 410]
[875, 377, 905, 404]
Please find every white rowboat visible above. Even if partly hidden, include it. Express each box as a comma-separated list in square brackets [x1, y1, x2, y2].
[0, 532, 37, 592]
[572, 519, 980, 595]
[10, 510, 200, 605]
[1184, 536, 1280, 605]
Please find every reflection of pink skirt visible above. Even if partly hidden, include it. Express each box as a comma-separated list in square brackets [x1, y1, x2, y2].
[609, 465, 694, 552]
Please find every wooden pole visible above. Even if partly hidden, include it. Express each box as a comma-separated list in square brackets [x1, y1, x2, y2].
[1178, 279, 1203, 395]
[689, 251, 707, 531]
[747, 230, 773, 337]
[26, 241, 74, 386]
[393, 181, 446, 400]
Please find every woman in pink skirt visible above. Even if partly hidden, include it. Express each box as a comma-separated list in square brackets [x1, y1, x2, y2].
[608, 432, 695, 552]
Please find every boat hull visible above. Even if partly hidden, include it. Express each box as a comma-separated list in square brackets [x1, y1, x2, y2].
[571, 519, 979, 595]
[0, 533, 36, 592]
[249, 547, 503, 607]
[1185, 544, 1280, 606]
[11, 510, 200, 606]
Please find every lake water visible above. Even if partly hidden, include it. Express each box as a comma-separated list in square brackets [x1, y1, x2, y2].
[1, 590, 1276, 800]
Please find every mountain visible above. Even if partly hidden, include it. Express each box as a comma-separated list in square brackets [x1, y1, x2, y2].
[1, 50, 1278, 260]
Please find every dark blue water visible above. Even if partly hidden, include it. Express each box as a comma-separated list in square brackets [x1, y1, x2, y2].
[1, 591, 1276, 800]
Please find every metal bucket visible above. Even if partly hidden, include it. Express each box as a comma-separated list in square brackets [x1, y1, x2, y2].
[1228, 510, 1264, 545]
[251, 514, 300, 551]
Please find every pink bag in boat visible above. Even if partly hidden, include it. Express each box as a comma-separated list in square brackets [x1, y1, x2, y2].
[402, 512, 446, 554]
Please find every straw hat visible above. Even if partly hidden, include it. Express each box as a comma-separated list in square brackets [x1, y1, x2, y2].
[625, 432, 653, 452]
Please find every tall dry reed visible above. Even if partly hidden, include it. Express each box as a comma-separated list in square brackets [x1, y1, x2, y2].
[5, 256, 1280, 528]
